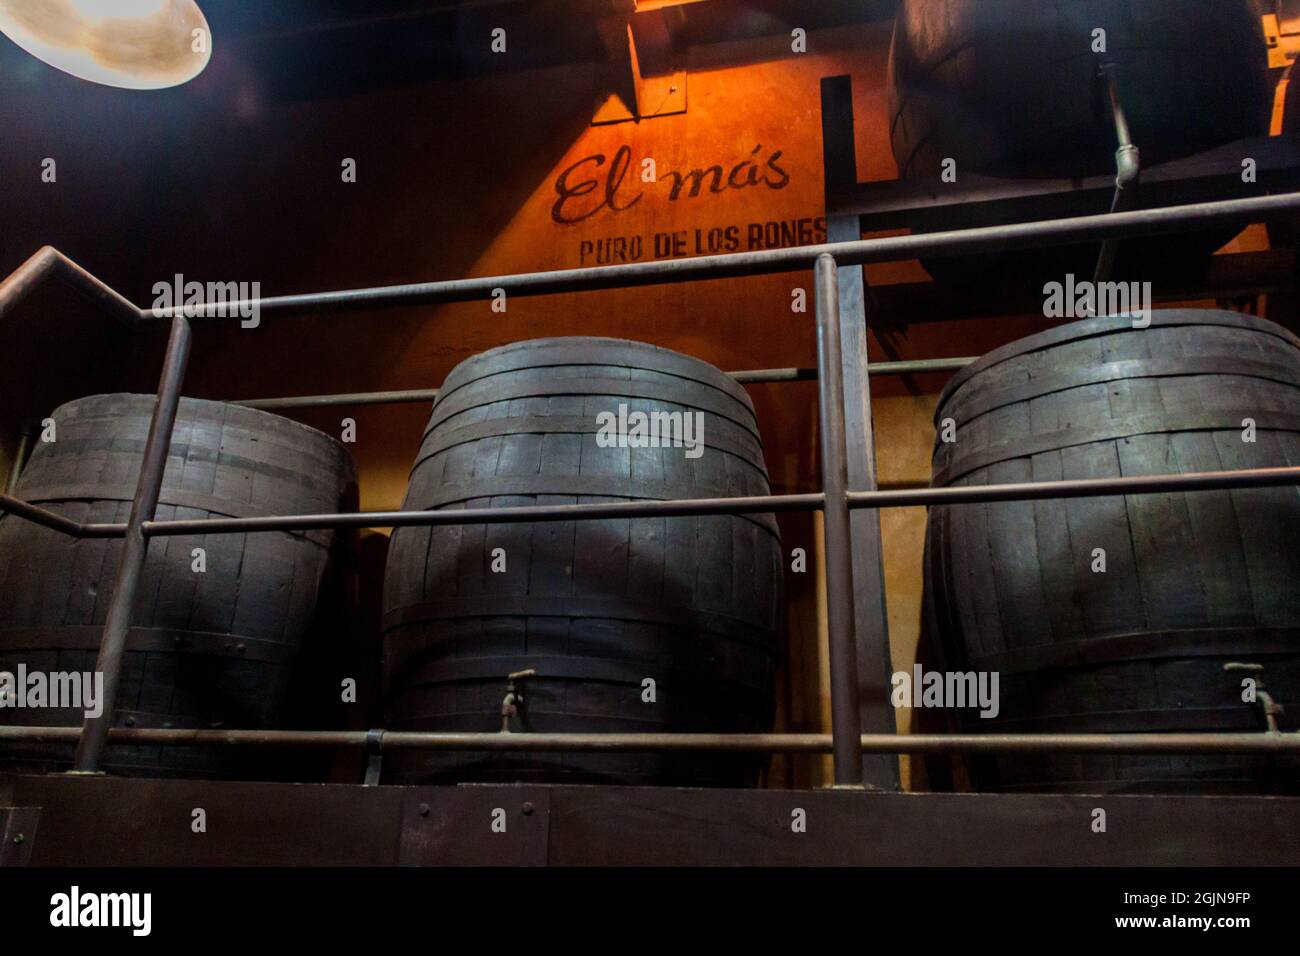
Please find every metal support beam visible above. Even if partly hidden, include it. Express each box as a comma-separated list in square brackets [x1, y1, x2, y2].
[821, 75, 899, 790]
[72, 315, 192, 772]
[814, 254, 864, 787]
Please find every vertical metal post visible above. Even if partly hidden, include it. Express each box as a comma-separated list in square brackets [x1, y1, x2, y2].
[820, 75, 900, 790]
[815, 254, 864, 786]
[73, 315, 192, 772]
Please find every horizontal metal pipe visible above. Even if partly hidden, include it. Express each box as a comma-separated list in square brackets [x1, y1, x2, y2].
[141, 493, 827, 536]
[53, 250, 145, 325]
[0, 493, 85, 537]
[863, 356, 978, 376]
[1, 726, 1294, 755]
[0, 246, 140, 325]
[0, 247, 58, 323]
[78, 522, 130, 537]
[139, 465, 1300, 537]
[728, 367, 816, 384]
[848, 465, 1300, 509]
[878, 480, 927, 492]
[231, 357, 978, 410]
[4, 194, 1296, 332]
[6, 465, 1290, 540]
[141, 192, 1300, 319]
[236, 388, 442, 410]
[10, 466, 1300, 540]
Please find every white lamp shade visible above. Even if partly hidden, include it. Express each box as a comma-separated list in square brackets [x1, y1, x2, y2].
[0, 0, 211, 90]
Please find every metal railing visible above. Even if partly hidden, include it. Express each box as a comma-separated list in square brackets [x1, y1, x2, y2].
[3, 191, 1300, 782]
[227, 357, 977, 411]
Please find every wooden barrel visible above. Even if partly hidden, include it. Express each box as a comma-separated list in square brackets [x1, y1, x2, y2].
[925, 311, 1300, 793]
[887, 0, 1272, 286]
[0, 394, 357, 778]
[381, 337, 782, 785]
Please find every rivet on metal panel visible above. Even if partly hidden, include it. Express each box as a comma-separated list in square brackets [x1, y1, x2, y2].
[399, 790, 550, 866]
[0, 808, 40, 866]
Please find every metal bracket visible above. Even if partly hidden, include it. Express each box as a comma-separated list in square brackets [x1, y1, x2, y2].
[0, 807, 40, 866]
[362, 729, 384, 786]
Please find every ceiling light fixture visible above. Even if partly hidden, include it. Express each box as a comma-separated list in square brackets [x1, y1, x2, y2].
[0, 0, 211, 90]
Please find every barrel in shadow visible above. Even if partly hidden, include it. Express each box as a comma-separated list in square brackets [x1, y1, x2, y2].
[887, 0, 1272, 287]
[0, 394, 357, 779]
[381, 337, 783, 785]
[925, 310, 1300, 793]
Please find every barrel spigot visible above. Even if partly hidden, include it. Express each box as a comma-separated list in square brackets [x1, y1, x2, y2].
[1224, 662, 1284, 734]
[500, 669, 536, 733]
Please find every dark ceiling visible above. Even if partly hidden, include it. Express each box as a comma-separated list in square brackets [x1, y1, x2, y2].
[189, 0, 899, 99]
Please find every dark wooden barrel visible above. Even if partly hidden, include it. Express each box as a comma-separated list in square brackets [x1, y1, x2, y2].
[381, 337, 782, 786]
[0, 394, 357, 779]
[925, 311, 1300, 793]
[887, 0, 1272, 286]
